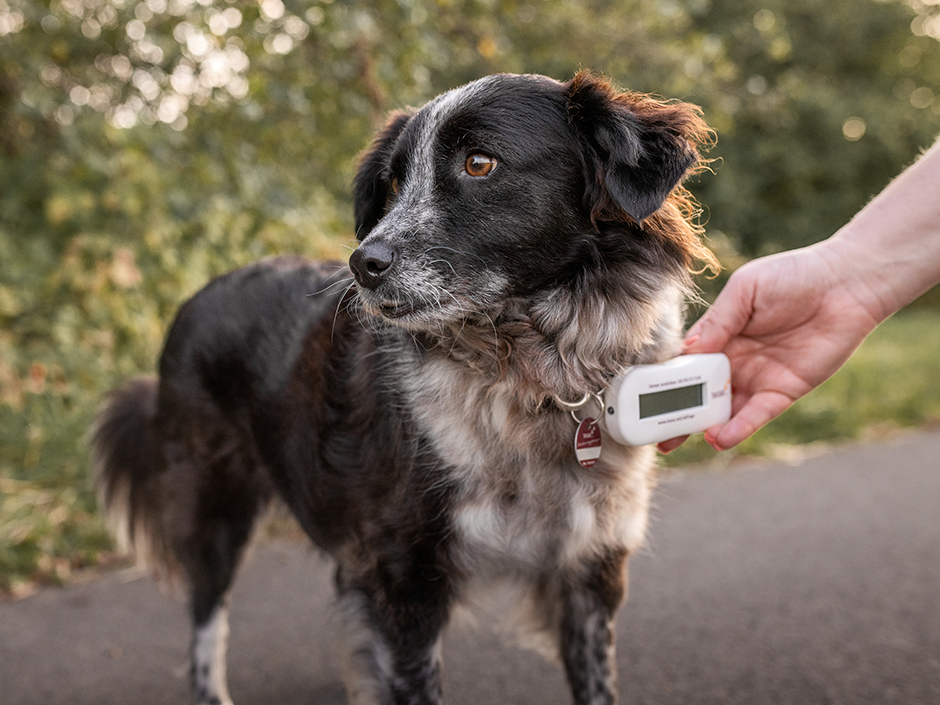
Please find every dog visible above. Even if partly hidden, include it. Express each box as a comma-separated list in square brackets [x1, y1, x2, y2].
[92, 71, 716, 705]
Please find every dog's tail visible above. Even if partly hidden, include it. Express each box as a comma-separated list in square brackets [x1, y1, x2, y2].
[92, 377, 178, 579]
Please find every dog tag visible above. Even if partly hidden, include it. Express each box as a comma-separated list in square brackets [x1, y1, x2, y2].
[574, 417, 602, 468]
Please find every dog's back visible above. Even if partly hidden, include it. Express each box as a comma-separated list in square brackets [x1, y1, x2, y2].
[93, 256, 353, 572]
[158, 255, 342, 397]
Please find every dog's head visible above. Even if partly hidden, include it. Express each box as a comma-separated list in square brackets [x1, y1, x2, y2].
[350, 71, 715, 331]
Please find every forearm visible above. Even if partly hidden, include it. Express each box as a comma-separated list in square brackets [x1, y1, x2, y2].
[820, 137, 940, 322]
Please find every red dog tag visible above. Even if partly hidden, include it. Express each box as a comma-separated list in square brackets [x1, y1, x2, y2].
[574, 417, 602, 468]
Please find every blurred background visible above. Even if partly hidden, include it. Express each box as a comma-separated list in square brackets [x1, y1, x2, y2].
[2, 0, 940, 595]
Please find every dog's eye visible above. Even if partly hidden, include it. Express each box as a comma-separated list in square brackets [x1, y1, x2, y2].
[390, 177, 401, 195]
[465, 154, 497, 178]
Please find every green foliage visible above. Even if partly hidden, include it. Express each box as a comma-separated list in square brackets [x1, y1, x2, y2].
[1, 0, 940, 594]
[689, 0, 940, 256]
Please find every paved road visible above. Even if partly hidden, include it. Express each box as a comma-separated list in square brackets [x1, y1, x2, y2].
[3, 432, 940, 704]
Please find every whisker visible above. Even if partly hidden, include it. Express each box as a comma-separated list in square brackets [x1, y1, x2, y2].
[341, 237, 362, 255]
[448, 318, 469, 357]
[308, 275, 355, 298]
[425, 245, 488, 266]
[331, 281, 358, 341]
[427, 259, 458, 277]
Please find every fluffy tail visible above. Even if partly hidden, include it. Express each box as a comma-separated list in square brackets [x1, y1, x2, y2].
[92, 377, 177, 578]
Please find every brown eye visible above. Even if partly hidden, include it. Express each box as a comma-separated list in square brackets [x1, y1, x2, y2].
[390, 177, 401, 195]
[465, 154, 497, 177]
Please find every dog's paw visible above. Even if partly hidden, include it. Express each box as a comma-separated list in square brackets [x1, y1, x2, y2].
[193, 687, 234, 705]
[195, 697, 234, 705]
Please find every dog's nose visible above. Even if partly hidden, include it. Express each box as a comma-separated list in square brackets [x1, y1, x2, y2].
[349, 240, 396, 289]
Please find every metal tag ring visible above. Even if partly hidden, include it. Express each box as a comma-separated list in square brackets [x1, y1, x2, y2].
[553, 392, 593, 413]
[554, 392, 605, 423]
[570, 392, 605, 423]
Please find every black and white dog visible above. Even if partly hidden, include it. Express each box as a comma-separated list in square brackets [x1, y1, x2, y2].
[93, 71, 716, 705]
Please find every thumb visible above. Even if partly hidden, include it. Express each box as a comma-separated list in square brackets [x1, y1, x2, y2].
[704, 390, 794, 450]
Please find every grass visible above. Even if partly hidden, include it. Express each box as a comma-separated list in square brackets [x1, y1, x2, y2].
[1, 309, 939, 598]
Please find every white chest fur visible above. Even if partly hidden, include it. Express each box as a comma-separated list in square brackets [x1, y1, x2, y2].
[403, 357, 656, 578]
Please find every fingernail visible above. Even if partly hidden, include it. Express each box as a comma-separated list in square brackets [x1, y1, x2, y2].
[681, 334, 700, 352]
[685, 319, 704, 339]
[704, 431, 724, 452]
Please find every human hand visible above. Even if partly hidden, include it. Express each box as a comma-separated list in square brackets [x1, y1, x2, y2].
[655, 137, 940, 454]
[657, 243, 882, 453]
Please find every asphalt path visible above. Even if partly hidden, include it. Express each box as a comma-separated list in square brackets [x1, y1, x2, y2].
[3, 432, 940, 705]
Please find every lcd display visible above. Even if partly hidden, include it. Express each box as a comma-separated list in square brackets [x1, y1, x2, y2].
[638, 383, 704, 419]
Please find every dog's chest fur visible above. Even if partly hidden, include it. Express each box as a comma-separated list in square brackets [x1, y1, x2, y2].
[399, 349, 656, 580]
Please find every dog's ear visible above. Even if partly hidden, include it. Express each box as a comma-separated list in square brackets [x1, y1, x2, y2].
[566, 71, 708, 226]
[353, 110, 414, 240]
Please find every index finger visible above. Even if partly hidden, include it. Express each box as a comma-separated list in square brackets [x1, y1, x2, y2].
[684, 270, 758, 354]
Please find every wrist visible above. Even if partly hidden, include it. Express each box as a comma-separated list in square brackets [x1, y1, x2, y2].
[814, 228, 899, 324]
[821, 140, 940, 320]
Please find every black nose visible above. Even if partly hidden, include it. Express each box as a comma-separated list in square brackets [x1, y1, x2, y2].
[349, 240, 396, 290]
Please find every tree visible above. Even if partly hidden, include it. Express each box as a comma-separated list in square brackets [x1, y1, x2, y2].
[685, 0, 940, 256]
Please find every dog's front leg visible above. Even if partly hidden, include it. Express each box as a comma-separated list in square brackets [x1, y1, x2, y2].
[190, 599, 234, 705]
[337, 585, 449, 705]
[559, 551, 629, 705]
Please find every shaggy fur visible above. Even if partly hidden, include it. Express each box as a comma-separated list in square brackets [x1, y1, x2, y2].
[93, 71, 716, 705]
